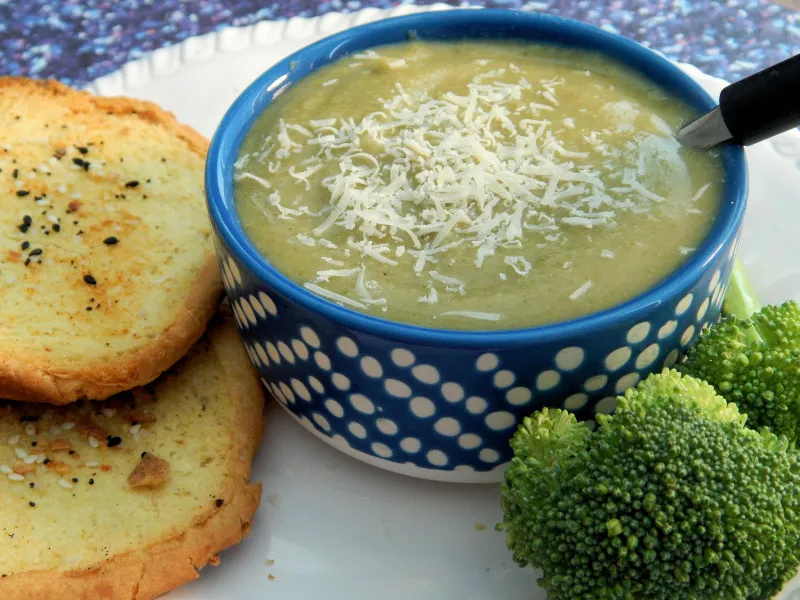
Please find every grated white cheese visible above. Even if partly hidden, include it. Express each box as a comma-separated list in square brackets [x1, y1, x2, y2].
[569, 280, 593, 300]
[236, 54, 675, 314]
[441, 310, 502, 321]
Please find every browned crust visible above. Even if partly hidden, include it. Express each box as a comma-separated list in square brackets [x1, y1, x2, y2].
[0, 311, 266, 600]
[0, 77, 222, 405]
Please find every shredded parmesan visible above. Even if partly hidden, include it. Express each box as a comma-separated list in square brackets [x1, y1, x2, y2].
[235, 51, 682, 316]
[569, 280, 593, 300]
[441, 310, 502, 321]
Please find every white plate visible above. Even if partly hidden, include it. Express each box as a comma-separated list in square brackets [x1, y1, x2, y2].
[85, 5, 800, 599]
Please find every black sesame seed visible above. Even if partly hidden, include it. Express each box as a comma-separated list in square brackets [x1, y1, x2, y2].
[68, 449, 75, 455]
[107, 436, 121, 448]
[24, 258, 30, 266]
[86, 307, 92, 311]
[31, 441, 37, 447]
[12, 168, 18, 178]
[16, 190, 29, 197]
[29, 482, 34, 488]
[18, 223, 29, 232]
[21, 241, 29, 250]
[29, 248, 42, 256]
[103, 236, 118, 245]
[77, 147, 89, 154]
[71, 477, 78, 483]
[89, 478, 94, 485]
[83, 274, 96, 285]
[22, 215, 32, 226]
[125, 180, 139, 188]
[141, 451, 148, 458]
[29, 501, 35, 507]
[52, 224, 60, 232]
[215, 499, 224, 508]
[43, 458, 50, 465]
[72, 158, 85, 167]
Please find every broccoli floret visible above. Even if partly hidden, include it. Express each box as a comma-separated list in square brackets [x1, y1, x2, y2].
[679, 260, 800, 442]
[498, 369, 800, 600]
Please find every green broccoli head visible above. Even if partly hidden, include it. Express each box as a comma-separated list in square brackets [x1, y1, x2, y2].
[499, 369, 800, 600]
[678, 300, 800, 442]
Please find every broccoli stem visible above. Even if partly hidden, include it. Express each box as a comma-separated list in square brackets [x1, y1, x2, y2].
[722, 259, 761, 319]
[721, 259, 765, 345]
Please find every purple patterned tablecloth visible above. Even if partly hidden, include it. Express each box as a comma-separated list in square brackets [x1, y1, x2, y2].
[0, 0, 797, 86]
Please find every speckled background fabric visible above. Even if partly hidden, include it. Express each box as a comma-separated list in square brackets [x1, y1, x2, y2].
[0, 0, 797, 86]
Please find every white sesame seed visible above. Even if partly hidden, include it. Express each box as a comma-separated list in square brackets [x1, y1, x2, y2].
[25, 423, 36, 436]
[71, 192, 82, 199]
[85, 461, 99, 467]
[24, 454, 38, 464]
[88, 436, 100, 448]
[129, 424, 141, 435]
[8, 435, 19, 445]
[36, 455, 46, 463]
[61, 422, 74, 430]
[47, 214, 59, 224]
[15, 448, 28, 460]
[0, 465, 11, 474]
[58, 478, 73, 489]
[102, 408, 114, 418]
[8, 473, 25, 482]
[57, 184, 67, 193]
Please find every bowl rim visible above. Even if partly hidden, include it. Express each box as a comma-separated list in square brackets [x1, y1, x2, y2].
[206, 8, 748, 349]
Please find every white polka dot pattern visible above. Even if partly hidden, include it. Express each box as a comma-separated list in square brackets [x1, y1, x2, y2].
[409, 396, 435, 418]
[680, 325, 696, 346]
[658, 320, 677, 339]
[536, 370, 560, 391]
[385, 378, 412, 398]
[555, 347, 584, 371]
[434, 417, 461, 437]
[336, 337, 358, 357]
[350, 394, 374, 415]
[485, 411, 516, 431]
[506, 387, 532, 406]
[372, 442, 393, 458]
[479, 448, 500, 463]
[400, 437, 421, 453]
[278, 341, 295, 364]
[266, 342, 280, 364]
[675, 293, 694, 315]
[348, 422, 367, 439]
[291, 378, 311, 401]
[635, 344, 660, 369]
[313, 413, 331, 432]
[605, 347, 632, 372]
[696, 298, 710, 322]
[314, 351, 331, 371]
[564, 393, 588, 411]
[466, 396, 488, 414]
[291, 339, 309, 360]
[458, 434, 481, 450]
[427, 450, 448, 467]
[626, 322, 650, 344]
[476, 353, 499, 372]
[308, 376, 324, 394]
[441, 382, 464, 403]
[331, 372, 351, 391]
[412, 364, 440, 384]
[249, 294, 266, 320]
[360, 356, 383, 378]
[300, 326, 321, 348]
[258, 291, 277, 316]
[584, 374, 607, 392]
[325, 398, 344, 418]
[391, 348, 415, 367]
[595, 396, 617, 414]
[614, 373, 640, 394]
[376, 418, 398, 436]
[493, 370, 516, 388]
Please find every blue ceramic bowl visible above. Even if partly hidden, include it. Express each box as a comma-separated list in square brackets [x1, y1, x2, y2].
[206, 9, 747, 483]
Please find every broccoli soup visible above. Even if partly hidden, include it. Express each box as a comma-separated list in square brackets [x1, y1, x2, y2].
[234, 41, 722, 330]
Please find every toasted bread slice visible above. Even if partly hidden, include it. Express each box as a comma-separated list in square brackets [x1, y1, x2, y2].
[0, 77, 221, 404]
[0, 310, 264, 600]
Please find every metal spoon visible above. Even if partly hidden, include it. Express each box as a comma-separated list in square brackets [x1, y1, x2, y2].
[677, 54, 800, 149]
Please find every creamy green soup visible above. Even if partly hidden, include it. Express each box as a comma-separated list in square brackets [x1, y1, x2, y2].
[234, 41, 722, 330]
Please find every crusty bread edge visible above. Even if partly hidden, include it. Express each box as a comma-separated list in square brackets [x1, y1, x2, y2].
[0, 310, 266, 600]
[0, 77, 222, 405]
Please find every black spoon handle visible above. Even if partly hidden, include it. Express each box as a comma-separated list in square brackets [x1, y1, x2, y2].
[720, 53, 800, 146]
